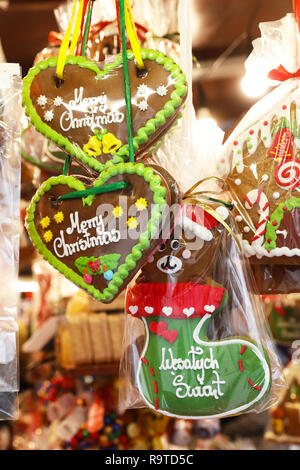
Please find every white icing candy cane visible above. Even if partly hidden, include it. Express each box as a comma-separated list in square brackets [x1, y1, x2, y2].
[275, 160, 300, 190]
[244, 189, 269, 246]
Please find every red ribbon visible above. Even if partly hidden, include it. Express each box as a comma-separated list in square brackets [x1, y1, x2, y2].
[268, 64, 300, 82]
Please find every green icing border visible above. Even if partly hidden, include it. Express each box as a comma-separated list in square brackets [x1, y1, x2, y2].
[265, 196, 300, 251]
[26, 162, 167, 302]
[22, 50, 188, 174]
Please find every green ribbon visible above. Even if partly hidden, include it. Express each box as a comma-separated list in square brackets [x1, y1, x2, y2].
[57, 0, 134, 201]
[58, 181, 129, 201]
[118, 0, 135, 163]
[63, 154, 72, 176]
[82, 0, 94, 57]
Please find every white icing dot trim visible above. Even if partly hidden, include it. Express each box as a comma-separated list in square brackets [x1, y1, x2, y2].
[54, 96, 63, 107]
[138, 99, 148, 111]
[178, 216, 213, 242]
[37, 95, 47, 107]
[156, 85, 168, 96]
[215, 206, 229, 220]
[137, 84, 148, 96]
[44, 110, 54, 122]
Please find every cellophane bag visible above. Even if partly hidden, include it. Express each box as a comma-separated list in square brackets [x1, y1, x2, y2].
[119, 197, 284, 418]
[0, 63, 22, 419]
[222, 13, 300, 294]
[118, 1, 284, 419]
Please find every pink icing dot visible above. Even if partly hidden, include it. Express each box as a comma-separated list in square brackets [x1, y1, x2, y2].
[182, 249, 191, 260]
[147, 255, 154, 263]
[83, 274, 92, 284]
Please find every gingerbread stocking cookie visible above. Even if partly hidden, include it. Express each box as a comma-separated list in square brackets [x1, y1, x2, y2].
[126, 204, 271, 418]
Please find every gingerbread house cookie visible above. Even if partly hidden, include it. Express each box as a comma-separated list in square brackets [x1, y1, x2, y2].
[225, 81, 300, 293]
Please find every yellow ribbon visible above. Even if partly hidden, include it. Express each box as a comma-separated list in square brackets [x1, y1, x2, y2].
[124, 0, 144, 69]
[69, 0, 85, 55]
[183, 177, 242, 252]
[56, 0, 85, 80]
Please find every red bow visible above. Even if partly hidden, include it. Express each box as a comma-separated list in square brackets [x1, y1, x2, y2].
[268, 64, 300, 82]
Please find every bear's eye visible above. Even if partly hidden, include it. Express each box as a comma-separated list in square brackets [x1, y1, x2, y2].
[158, 243, 166, 252]
[171, 240, 180, 250]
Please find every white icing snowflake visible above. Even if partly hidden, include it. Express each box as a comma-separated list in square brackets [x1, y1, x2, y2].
[44, 110, 54, 122]
[54, 96, 63, 107]
[37, 95, 47, 107]
[137, 84, 148, 96]
[138, 100, 148, 111]
[156, 85, 168, 96]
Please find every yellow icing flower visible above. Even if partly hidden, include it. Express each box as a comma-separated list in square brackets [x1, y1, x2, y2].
[127, 217, 138, 230]
[54, 211, 64, 224]
[43, 230, 53, 243]
[40, 216, 50, 229]
[112, 206, 123, 218]
[135, 197, 148, 211]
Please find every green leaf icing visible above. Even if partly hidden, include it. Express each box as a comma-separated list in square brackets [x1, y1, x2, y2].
[75, 254, 121, 276]
[265, 196, 300, 251]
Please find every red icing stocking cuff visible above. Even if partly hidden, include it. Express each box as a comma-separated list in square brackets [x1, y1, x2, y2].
[126, 282, 225, 319]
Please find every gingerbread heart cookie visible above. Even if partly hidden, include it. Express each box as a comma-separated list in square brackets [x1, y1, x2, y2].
[22, 50, 187, 174]
[26, 162, 181, 302]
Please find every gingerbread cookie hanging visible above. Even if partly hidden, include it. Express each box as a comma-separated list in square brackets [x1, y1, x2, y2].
[22, 51, 187, 174]
[126, 204, 271, 418]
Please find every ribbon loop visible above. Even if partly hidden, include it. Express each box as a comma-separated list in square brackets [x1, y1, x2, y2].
[268, 64, 300, 82]
[183, 177, 241, 251]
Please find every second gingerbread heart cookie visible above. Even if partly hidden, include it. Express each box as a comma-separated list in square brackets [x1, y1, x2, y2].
[22, 50, 187, 174]
[26, 162, 181, 303]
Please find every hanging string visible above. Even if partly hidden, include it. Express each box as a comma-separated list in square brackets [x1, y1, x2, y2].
[57, 0, 140, 201]
[63, 155, 72, 176]
[76, 0, 90, 56]
[56, 0, 85, 80]
[115, 0, 122, 52]
[124, 0, 144, 69]
[56, 0, 78, 80]
[183, 177, 241, 251]
[81, 0, 95, 57]
[118, 0, 135, 162]
[69, 0, 85, 55]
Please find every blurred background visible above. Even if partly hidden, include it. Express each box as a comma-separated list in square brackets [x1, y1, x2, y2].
[0, 0, 300, 452]
[0, 0, 294, 131]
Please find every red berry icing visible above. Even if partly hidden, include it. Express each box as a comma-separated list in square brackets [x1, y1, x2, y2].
[233, 141, 238, 146]
[283, 206, 287, 211]
[282, 105, 287, 110]
[249, 130, 254, 135]
[263, 121, 268, 126]
[272, 221, 278, 226]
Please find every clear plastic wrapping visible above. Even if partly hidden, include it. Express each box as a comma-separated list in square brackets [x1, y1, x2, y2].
[120, 200, 284, 418]
[0, 63, 22, 418]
